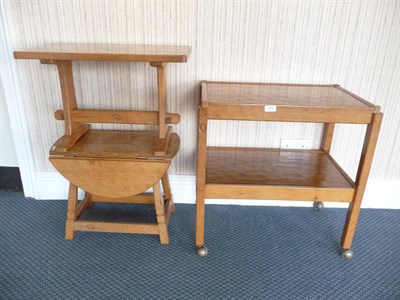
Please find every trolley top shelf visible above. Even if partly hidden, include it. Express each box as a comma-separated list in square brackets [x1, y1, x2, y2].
[14, 43, 191, 63]
[203, 82, 375, 109]
[201, 82, 379, 124]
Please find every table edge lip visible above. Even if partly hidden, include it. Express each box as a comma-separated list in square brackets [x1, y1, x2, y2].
[201, 80, 378, 110]
[204, 183, 355, 189]
[13, 44, 192, 63]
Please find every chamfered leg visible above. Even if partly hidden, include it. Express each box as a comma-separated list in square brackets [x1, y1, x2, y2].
[196, 106, 208, 256]
[161, 172, 175, 212]
[65, 183, 78, 240]
[153, 180, 169, 244]
[340, 112, 382, 258]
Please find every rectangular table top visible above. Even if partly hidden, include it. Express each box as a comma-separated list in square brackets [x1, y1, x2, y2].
[203, 82, 376, 110]
[14, 43, 191, 63]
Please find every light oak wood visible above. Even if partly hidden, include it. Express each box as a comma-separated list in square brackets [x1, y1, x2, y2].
[68, 109, 180, 125]
[52, 124, 90, 153]
[161, 172, 175, 212]
[86, 192, 94, 208]
[73, 221, 159, 235]
[321, 123, 335, 151]
[65, 183, 78, 240]
[150, 62, 168, 139]
[206, 148, 354, 188]
[205, 81, 338, 88]
[56, 61, 80, 135]
[204, 82, 375, 124]
[205, 185, 354, 202]
[50, 130, 180, 161]
[326, 153, 356, 187]
[162, 173, 175, 225]
[15, 43, 188, 244]
[196, 81, 383, 254]
[54, 109, 64, 120]
[195, 106, 208, 247]
[164, 198, 174, 225]
[92, 194, 155, 204]
[207, 146, 324, 153]
[14, 43, 191, 63]
[75, 193, 92, 220]
[207, 104, 373, 124]
[205, 82, 375, 108]
[341, 112, 383, 249]
[153, 180, 169, 244]
[201, 81, 209, 108]
[154, 126, 173, 157]
[64, 179, 175, 240]
[50, 158, 170, 198]
[335, 85, 377, 108]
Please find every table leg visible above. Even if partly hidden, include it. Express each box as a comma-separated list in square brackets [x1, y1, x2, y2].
[340, 112, 383, 255]
[161, 172, 175, 212]
[55, 61, 80, 135]
[312, 123, 336, 211]
[154, 180, 169, 244]
[196, 106, 208, 255]
[321, 123, 335, 151]
[150, 62, 167, 139]
[65, 183, 78, 240]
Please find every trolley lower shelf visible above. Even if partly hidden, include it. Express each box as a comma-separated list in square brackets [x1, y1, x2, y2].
[205, 147, 355, 202]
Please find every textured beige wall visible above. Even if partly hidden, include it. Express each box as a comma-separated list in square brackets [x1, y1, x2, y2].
[7, 0, 400, 179]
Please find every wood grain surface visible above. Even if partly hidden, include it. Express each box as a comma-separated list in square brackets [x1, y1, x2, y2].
[14, 43, 191, 63]
[50, 130, 180, 161]
[50, 157, 170, 198]
[205, 82, 375, 108]
[206, 147, 354, 188]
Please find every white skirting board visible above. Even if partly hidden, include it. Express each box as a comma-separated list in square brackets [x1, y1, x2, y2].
[35, 172, 400, 209]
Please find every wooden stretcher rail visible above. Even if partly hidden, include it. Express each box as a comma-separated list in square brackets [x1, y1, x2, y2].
[54, 109, 180, 125]
[92, 193, 155, 204]
[205, 184, 355, 202]
[207, 104, 374, 124]
[73, 221, 159, 234]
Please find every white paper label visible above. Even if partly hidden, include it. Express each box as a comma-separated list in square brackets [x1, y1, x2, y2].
[264, 105, 277, 112]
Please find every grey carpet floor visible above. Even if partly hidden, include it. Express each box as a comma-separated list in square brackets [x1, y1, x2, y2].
[0, 191, 399, 299]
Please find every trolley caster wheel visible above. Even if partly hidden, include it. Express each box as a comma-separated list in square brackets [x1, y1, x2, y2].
[313, 201, 324, 211]
[341, 249, 354, 260]
[196, 246, 208, 257]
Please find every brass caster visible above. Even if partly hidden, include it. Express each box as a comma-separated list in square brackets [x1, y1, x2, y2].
[341, 249, 354, 260]
[196, 246, 208, 257]
[313, 201, 324, 211]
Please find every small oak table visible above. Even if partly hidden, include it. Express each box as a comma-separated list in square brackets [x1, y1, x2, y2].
[196, 81, 382, 258]
[14, 43, 191, 244]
